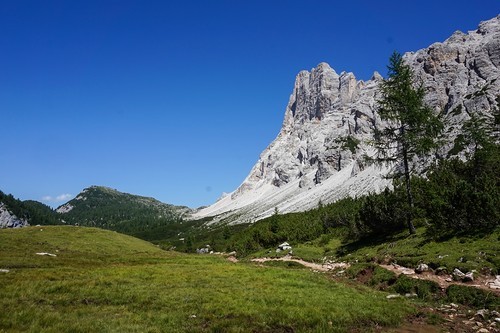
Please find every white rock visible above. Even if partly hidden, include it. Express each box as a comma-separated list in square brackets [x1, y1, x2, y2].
[415, 263, 429, 274]
[35, 252, 57, 257]
[453, 268, 466, 281]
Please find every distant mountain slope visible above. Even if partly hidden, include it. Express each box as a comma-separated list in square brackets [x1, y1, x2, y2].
[56, 186, 191, 235]
[0, 190, 61, 228]
[194, 15, 500, 224]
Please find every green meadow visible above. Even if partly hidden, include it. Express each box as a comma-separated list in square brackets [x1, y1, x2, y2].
[0, 226, 413, 333]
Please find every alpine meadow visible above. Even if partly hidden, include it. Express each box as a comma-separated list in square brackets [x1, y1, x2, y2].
[1, 3, 499, 333]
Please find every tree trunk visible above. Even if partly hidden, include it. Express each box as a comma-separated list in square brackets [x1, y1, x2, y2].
[402, 141, 416, 234]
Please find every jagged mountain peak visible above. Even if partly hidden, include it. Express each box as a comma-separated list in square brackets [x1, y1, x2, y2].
[193, 15, 500, 225]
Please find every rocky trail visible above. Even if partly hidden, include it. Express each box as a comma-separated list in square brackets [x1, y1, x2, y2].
[380, 263, 500, 295]
[247, 256, 500, 295]
[250, 255, 349, 272]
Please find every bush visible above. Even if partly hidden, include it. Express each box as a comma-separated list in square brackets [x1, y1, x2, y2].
[346, 263, 397, 289]
[423, 145, 500, 236]
[446, 285, 500, 309]
[356, 188, 407, 239]
[393, 275, 440, 300]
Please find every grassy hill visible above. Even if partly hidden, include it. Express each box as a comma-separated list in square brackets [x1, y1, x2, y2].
[56, 186, 191, 237]
[0, 226, 415, 332]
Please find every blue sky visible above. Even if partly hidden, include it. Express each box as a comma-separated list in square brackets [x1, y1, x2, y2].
[1, 1, 498, 208]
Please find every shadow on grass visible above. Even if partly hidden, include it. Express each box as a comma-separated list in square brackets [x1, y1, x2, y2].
[336, 231, 416, 257]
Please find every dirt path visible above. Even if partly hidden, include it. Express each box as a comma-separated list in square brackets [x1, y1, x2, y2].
[379, 263, 500, 295]
[245, 256, 500, 294]
[250, 255, 349, 272]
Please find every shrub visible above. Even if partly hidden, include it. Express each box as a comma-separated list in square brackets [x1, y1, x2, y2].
[446, 285, 500, 309]
[393, 275, 440, 300]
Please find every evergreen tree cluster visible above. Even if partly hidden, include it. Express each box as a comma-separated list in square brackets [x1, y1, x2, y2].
[0, 191, 62, 226]
[199, 144, 498, 256]
[58, 187, 186, 236]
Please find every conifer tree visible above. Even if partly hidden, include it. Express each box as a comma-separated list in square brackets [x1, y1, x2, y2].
[374, 52, 443, 234]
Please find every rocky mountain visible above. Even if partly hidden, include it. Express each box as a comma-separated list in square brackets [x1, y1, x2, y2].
[57, 186, 192, 235]
[193, 15, 500, 224]
[0, 202, 29, 228]
[0, 191, 61, 228]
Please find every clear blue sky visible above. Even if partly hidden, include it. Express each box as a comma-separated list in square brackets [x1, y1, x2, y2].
[1, 1, 498, 208]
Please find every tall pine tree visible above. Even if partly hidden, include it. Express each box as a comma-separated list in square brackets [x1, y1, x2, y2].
[374, 52, 443, 234]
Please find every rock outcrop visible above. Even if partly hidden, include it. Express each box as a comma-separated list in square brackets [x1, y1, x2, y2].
[0, 203, 29, 228]
[194, 16, 500, 224]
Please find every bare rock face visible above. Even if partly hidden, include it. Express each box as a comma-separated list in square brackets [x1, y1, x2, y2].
[194, 16, 500, 224]
[405, 15, 500, 156]
[0, 203, 29, 228]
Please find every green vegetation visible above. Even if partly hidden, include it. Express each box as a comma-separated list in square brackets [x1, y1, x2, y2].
[0, 226, 414, 332]
[346, 263, 499, 309]
[346, 263, 397, 288]
[58, 186, 189, 237]
[185, 143, 498, 266]
[373, 51, 443, 234]
[0, 191, 62, 226]
[446, 285, 500, 309]
[337, 227, 500, 274]
[334, 135, 360, 154]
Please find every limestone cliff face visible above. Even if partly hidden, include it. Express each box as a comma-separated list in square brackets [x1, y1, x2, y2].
[405, 16, 500, 155]
[0, 203, 29, 228]
[194, 16, 500, 224]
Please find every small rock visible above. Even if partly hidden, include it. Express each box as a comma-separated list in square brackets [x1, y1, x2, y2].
[405, 293, 418, 298]
[463, 271, 474, 282]
[35, 252, 57, 257]
[190, 315, 197, 318]
[450, 303, 459, 308]
[415, 263, 429, 274]
[494, 318, 500, 323]
[453, 268, 465, 281]
[476, 309, 489, 320]
[277, 242, 292, 251]
[0, 269, 9, 273]
[386, 294, 400, 299]
[476, 328, 489, 333]
[488, 277, 500, 290]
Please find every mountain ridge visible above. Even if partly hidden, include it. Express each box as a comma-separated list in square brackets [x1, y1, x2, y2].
[56, 185, 191, 235]
[193, 15, 500, 224]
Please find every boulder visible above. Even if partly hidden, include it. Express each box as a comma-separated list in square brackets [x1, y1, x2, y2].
[277, 242, 292, 251]
[463, 271, 474, 282]
[415, 263, 429, 274]
[453, 268, 466, 281]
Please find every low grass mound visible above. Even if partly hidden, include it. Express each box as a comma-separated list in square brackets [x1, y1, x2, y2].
[0, 226, 414, 332]
[446, 285, 500, 309]
[0, 225, 168, 268]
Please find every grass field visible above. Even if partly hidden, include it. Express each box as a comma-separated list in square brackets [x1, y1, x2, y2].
[0, 226, 414, 332]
